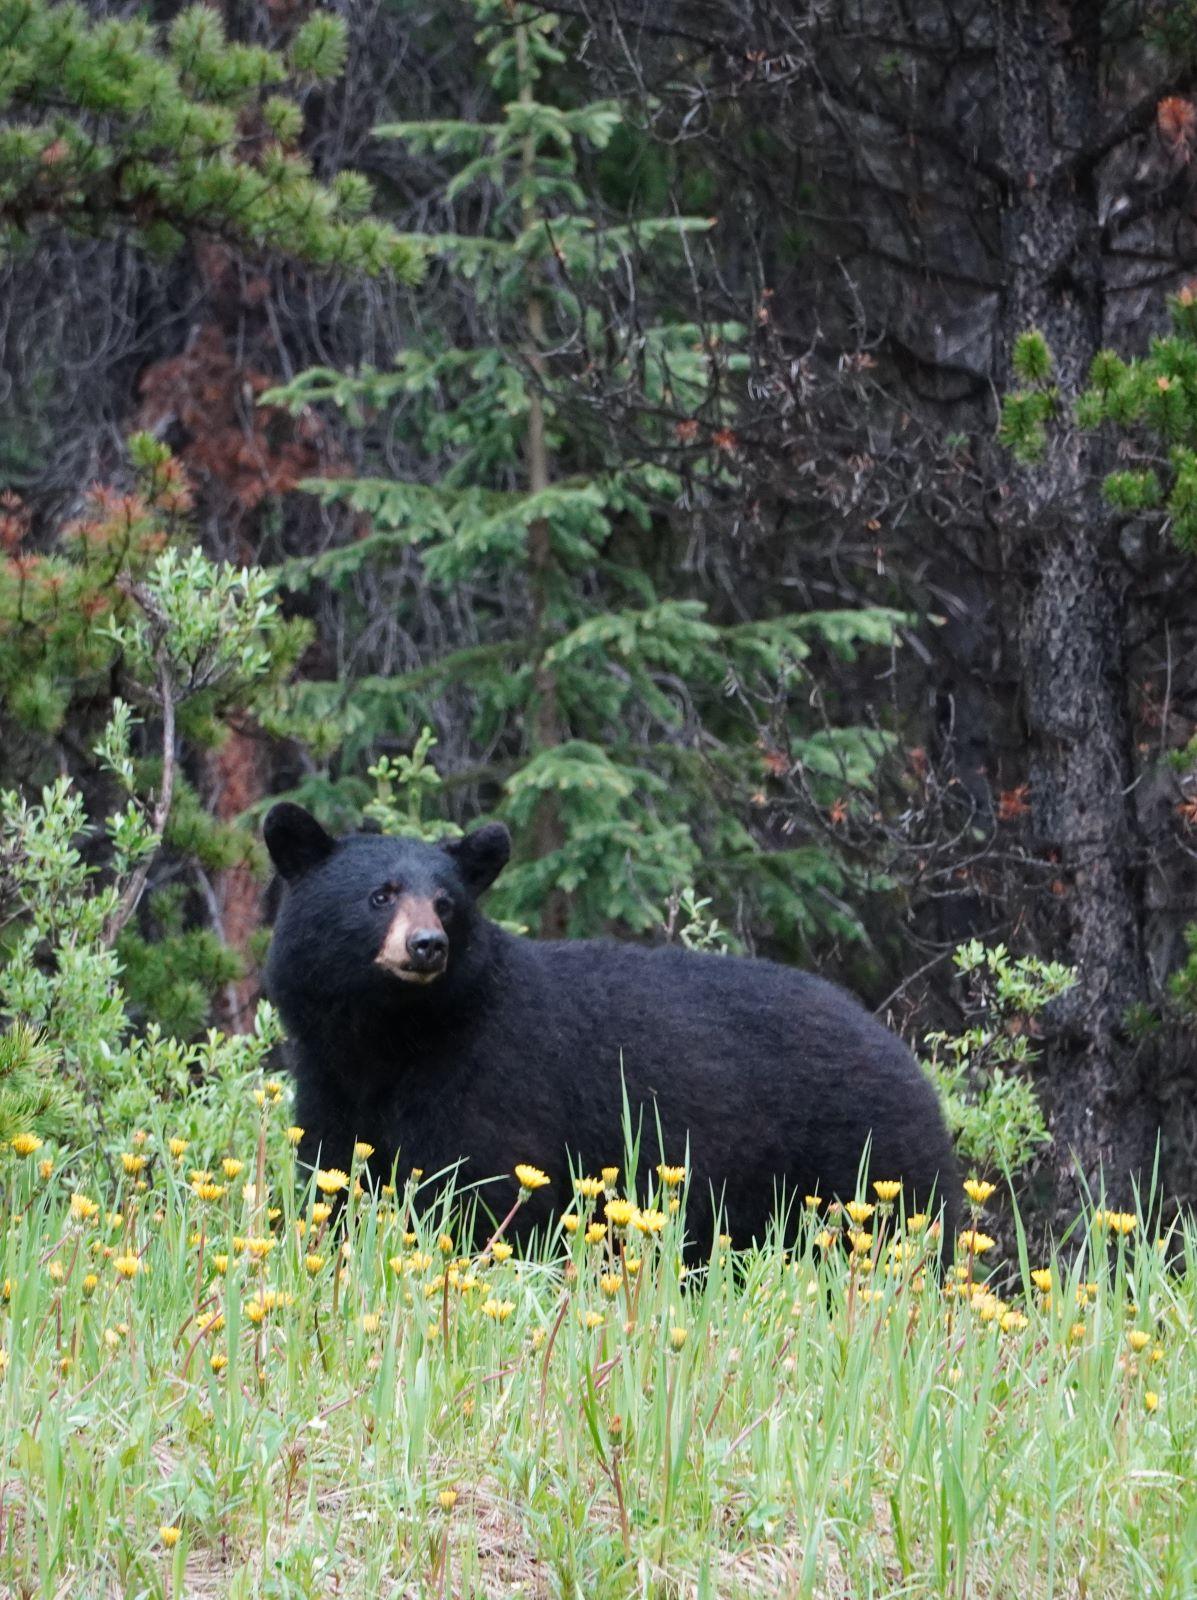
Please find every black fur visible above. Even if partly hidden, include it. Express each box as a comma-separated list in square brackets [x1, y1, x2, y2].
[263, 808, 960, 1249]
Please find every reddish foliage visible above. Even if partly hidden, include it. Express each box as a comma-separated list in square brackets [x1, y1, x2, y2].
[997, 783, 1031, 823]
[1158, 97, 1197, 159]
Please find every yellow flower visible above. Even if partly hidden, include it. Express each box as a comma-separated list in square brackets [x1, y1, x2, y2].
[600, 1272, 623, 1298]
[354, 1141, 375, 1161]
[1069, 1321, 1087, 1343]
[189, 1170, 211, 1185]
[1144, 1390, 1159, 1413]
[47, 1261, 65, 1283]
[604, 1199, 635, 1229]
[803, 1194, 822, 1210]
[10, 1134, 42, 1157]
[303, 1253, 325, 1275]
[246, 1237, 275, 1260]
[221, 1159, 243, 1179]
[905, 1214, 928, 1234]
[601, 1166, 619, 1186]
[159, 1525, 181, 1548]
[585, 1222, 606, 1245]
[958, 1230, 996, 1256]
[168, 1138, 188, 1158]
[114, 1254, 141, 1278]
[315, 1169, 348, 1194]
[873, 1180, 902, 1203]
[963, 1178, 996, 1206]
[311, 1202, 333, 1225]
[845, 1200, 874, 1226]
[252, 1089, 266, 1108]
[81, 1273, 98, 1296]
[212, 1254, 229, 1275]
[634, 1208, 667, 1235]
[245, 1300, 267, 1325]
[438, 1488, 458, 1512]
[581, 1309, 604, 1329]
[480, 1297, 515, 1322]
[668, 1325, 688, 1351]
[193, 1183, 226, 1202]
[814, 1229, 836, 1251]
[562, 1214, 580, 1234]
[514, 1163, 550, 1192]
[210, 1353, 228, 1373]
[657, 1163, 686, 1188]
[38, 1158, 52, 1181]
[69, 1193, 100, 1222]
[264, 1079, 283, 1099]
[1127, 1329, 1151, 1353]
[1000, 1310, 1028, 1333]
[360, 1313, 381, 1334]
[574, 1176, 605, 1199]
[491, 1241, 513, 1262]
[285, 1126, 305, 1146]
[1030, 1268, 1052, 1293]
[121, 1153, 146, 1175]
[848, 1230, 873, 1255]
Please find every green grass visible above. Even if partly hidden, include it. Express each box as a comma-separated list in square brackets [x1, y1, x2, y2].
[0, 1098, 1194, 1599]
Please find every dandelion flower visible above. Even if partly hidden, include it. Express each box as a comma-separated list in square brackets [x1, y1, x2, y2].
[114, 1254, 141, 1278]
[1105, 1211, 1136, 1235]
[845, 1200, 874, 1226]
[1030, 1268, 1052, 1293]
[848, 1230, 873, 1255]
[69, 1193, 99, 1222]
[10, 1133, 41, 1157]
[873, 1180, 902, 1203]
[82, 1273, 98, 1295]
[604, 1199, 635, 1229]
[360, 1313, 381, 1334]
[601, 1166, 619, 1186]
[562, 1215, 580, 1235]
[514, 1163, 550, 1192]
[668, 1325, 688, 1350]
[168, 1138, 188, 1159]
[38, 1159, 52, 1180]
[221, 1159, 243, 1179]
[635, 1209, 667, 1235]
[1144, 1390, 1159, 1413]
[354, 1141, 375, 1161]
[1000, 1309, 1028, 1333]
[481, 1297, 515, 1322]
[439, 1489, 458, 1511]
[1127, 1329, 1150, 1353]
[210, 1353, 228, 1373]
[814, 1229, 836, 1251]
[1069, 1321, 1087, 1343]
[246, 1237, 275, 1260]
[600, 1272, 623, 1298]
[585, 1222, 606, 1245]
[958, 1230, 996, 1256]
[159, 1525, 181, 1548]
[286, 1126, 305, 1146]
[491, 1241, 513, 1262]
[803, 1194, 822, 1210]
[315, 1169, 348, 1194]
[963, 1178, 996, 1206]
[121, 1153, 147, 1176]
[574, 1176, 604, 1199]
[657, 1163, 686, 1188]
[581, 1309, 604, 1329]
[905, 1214, 928, 1234]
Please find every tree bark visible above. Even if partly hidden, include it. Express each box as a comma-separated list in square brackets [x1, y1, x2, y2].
[994, 2, 1160, 1220]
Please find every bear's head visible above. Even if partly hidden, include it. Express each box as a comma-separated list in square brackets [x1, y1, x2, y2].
[263, 804, 510, 1016]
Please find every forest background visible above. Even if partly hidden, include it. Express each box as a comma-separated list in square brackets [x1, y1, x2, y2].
[4, 0, 1197, 1239]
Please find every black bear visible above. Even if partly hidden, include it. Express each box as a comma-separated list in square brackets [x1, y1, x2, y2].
[263, 804, 959, 1250]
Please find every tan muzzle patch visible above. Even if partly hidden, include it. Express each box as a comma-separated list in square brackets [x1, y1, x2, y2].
[375, 896, 446, 983]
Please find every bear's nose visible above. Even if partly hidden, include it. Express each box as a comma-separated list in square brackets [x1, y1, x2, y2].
[407, 928, 448, 971]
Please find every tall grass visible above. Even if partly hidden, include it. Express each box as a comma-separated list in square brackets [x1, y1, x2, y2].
[0, 1098, 1193, 1599]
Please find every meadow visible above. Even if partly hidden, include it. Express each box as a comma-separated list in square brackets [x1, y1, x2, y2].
[0, 1085, 1193, 1600]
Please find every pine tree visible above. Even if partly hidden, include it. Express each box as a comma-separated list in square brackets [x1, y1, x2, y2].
[266, 0, 905, 947]
[0, 0, 422, 275]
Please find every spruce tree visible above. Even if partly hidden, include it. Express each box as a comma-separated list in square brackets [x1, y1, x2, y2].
[266, 0, 906, 946]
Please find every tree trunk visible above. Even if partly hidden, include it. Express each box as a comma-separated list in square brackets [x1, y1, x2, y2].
[995, 2, 1160, 1221]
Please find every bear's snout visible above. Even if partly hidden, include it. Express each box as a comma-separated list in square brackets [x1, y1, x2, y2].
[375, 898, 449, 984]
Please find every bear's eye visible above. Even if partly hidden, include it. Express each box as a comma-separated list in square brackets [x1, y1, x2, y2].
[369, 885, 395, 910]
[433, 892, 454, 918]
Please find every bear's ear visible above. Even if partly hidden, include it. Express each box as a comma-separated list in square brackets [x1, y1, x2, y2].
[264, 803, 336, 882]
[443, 822, 510, 895]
